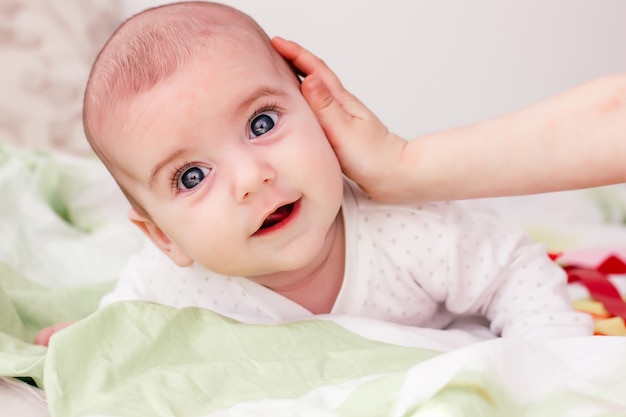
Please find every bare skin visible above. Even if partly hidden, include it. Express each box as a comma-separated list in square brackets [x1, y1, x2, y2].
[272, 37, 626, 203]
[34, 322, 74, 347]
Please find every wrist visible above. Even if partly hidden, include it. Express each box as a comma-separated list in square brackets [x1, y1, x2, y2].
[371, 133, 415, 203]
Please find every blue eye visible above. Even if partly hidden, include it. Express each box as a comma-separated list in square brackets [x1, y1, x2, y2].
[177, 166, 210, 190]
[249, 111, 279, 138]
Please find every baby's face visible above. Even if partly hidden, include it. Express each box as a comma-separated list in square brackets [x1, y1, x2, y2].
[107, 38, 344, 278]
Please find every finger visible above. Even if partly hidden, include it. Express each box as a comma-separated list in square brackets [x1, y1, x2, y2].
[271, 37, 345, 93]
[301, 75, 353, 147]
[34, 327, 54, 347]
[34, 322, 74, 347]
[272, 37, 368, 115]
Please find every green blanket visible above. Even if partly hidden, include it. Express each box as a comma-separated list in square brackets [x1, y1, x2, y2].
[5, 300, 626, 417]
[0, 142, 143, 339]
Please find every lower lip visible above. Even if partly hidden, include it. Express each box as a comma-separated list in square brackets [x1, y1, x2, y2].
[253, 199, 301, 237]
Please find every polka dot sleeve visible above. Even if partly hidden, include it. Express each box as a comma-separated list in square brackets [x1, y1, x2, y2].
[442, 204, 594, 338]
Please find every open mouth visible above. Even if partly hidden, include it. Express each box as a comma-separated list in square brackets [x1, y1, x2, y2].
[255, 200, 299, 235]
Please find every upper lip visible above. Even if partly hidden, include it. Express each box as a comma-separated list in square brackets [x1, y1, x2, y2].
[253, 199, 299, 235]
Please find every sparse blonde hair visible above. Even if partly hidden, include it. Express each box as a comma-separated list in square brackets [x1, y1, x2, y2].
[83, 1, 278, 214]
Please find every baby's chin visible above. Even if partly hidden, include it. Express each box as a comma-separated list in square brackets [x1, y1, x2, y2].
[197, 213, 343, 280]
[217, 260, 312, 281]
[193, 259, 291, 279]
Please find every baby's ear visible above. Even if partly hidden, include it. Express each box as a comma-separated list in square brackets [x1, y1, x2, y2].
[128, 208, 193, 267]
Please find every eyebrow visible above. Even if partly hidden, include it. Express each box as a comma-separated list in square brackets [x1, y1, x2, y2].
[235, 86, 288, 114]
[147, 87, 289, 189]
[148, 147, 189, 190]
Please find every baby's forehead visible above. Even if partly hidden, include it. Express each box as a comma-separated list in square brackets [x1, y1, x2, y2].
[114, 23, 273, 105]
[86, 5, 276, 142]
[97, 44, 290, 156]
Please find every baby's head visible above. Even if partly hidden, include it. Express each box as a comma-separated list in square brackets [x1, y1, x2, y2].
[84, 1, 273, 204]
[84, 1, 344, 278]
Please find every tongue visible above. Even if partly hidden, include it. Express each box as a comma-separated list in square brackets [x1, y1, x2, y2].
[266, 208, 287, 222]
[263, 205, 291, 228]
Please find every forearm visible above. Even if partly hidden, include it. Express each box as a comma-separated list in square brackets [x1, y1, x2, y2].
[398, 73, 626, 201]
[487, 247, 593, 338]
[273, 38, 626, 202]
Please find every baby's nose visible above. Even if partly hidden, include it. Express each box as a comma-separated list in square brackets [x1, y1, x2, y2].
[231, 152, 276, 202]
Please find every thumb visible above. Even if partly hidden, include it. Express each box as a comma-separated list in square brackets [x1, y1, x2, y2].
[301, 75, 352, 141]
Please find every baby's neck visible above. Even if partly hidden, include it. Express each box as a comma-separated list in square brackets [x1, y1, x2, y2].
[258, 213, 345, 314]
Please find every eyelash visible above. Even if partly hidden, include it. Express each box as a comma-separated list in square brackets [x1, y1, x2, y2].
[169, 103, 284, 192]
[247, 103, 282, 130]
[170, 161, 197, 192]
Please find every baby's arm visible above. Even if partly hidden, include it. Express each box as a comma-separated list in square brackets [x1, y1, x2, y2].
[273, 37, 626, 202]
[34, 321, 75, 347]
[440, 205, 593, 338]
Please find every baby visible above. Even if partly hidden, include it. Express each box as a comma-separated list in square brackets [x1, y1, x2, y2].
[37, 1, 593, 345]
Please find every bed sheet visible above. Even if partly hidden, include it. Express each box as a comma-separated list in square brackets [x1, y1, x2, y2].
[4, 302, 626, 417]
[1, 143, 625, 417]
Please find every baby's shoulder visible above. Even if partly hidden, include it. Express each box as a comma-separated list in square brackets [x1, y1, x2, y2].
[341, 180, 514, 239]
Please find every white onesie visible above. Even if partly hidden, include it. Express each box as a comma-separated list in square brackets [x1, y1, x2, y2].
[102, 180, 593, 338]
